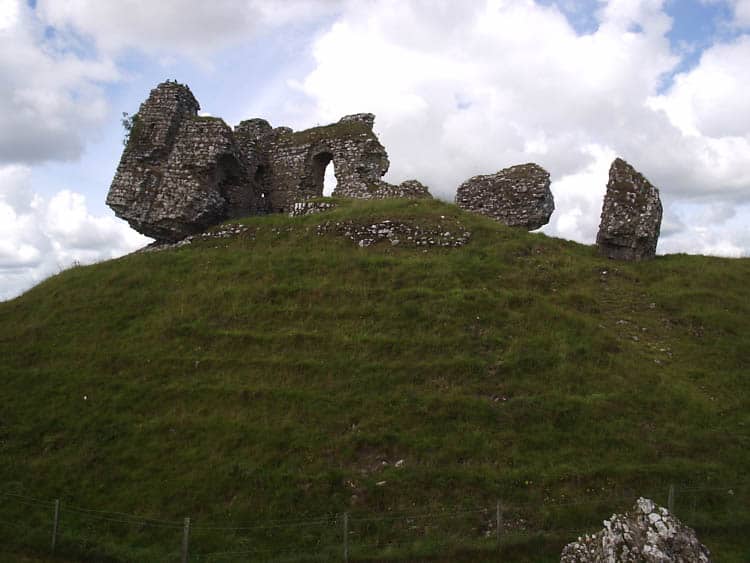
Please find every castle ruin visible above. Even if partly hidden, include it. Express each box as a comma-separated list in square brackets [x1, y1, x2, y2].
[107, 81, 430, 242]
[108, 81, 663, 261]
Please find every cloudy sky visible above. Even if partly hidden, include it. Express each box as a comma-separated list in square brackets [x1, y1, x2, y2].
[1, 0, 749, 300]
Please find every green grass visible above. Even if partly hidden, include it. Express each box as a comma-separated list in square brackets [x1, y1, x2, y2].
[1, 198, 749, 562]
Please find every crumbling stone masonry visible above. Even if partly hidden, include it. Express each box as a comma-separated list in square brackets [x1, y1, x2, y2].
[454, 163, 554, 230]
[596, 158, 663, 261]
[107, 81, 431, 242]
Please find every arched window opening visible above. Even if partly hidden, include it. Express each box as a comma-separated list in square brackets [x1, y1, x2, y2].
[312, 151, 337, 197]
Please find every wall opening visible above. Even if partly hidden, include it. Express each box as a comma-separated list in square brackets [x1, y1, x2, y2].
[216, 153, 244, 212]
[323, 161, 337, 196]
[254, 164, 271, 213]
[312, 151, 336, 197]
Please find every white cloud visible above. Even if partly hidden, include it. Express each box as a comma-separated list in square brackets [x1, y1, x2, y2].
[298, 0, 679, 193]
[649, 36, 750, 137]
[542, 144, 616, 244]
[659, 201, 750, 257]
[36, 0, 344, 57]
[0, 0, 19, 31]
[737, 0, 750, 25]
[0, 0, 119, 165]
[0, 165, 149, 301]
[283, 0, 750, 254]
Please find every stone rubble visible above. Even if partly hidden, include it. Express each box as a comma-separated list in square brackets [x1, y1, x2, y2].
[455, 163, 554, 230]
[560, 497, 711, 562]
[316, 220, 471, 249]
[289, 201, 337, 217]
[138, 224, 252, 252]
[596, 158, 663, 261]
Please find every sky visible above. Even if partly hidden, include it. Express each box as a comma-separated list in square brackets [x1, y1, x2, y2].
[1, 0, 749, 300]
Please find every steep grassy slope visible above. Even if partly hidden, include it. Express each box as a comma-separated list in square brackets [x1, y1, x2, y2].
[1, 198, 749, 562]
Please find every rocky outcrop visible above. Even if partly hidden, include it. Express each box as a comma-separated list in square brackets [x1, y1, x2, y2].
[455, 163, 554, 230]
[107, 82, 432, 242]
[561, 497, 711, 562]
[596, 158, 663, 261]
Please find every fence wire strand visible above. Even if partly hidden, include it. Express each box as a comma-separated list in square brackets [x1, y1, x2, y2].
[1, 481, 748, 561]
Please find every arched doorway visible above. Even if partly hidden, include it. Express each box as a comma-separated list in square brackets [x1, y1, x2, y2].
[312, 151, 337, 197]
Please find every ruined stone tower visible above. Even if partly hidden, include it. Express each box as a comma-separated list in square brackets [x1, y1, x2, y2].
[106, 82, 256, 242]
[107, 81, 430, 242]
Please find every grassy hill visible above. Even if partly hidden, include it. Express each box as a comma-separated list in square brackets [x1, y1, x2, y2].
[1, 198, 748, 562]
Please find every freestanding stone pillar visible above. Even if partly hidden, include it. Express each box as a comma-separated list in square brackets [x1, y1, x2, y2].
[596, 158, 663, 261]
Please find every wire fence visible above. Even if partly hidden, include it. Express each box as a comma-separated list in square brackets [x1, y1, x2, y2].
[1, 481, 748, 562]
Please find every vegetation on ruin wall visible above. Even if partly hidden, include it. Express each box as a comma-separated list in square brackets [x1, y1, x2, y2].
[286, 120, 372, 146]
[0, 198, 749, 562]
[121, 111, 141, 147]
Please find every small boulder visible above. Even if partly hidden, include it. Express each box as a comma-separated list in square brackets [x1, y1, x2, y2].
[561, 497, 711, 562]
[455, 163, 554, 230]
[596, 158, 663, 261]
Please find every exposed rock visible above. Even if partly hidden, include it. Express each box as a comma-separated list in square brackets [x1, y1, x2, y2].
[316, 219, 471, 248]
[107, 82, 432, 242]
[561, 497, 711, 562]
[289, 201, 337, 217]
[455, 163, 554, 230]
[138, 223, 253, 253]
[596, 158, 663, 261]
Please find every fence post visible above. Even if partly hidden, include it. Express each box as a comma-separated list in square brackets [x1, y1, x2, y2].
[181, 517, 190, 563]
[51, 499, 60, 553]
[496, 501, 503, 545]
[668, 484, 675, 514]
[343, 512, 349, 562]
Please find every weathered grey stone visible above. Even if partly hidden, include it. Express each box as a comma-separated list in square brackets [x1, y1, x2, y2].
[290, 201, 337, 217]
[596, 158, 663, 261]
[107, 82, 430, 241]
[246, 113, 396, 210]
[106, 81, 257, 242]
[316, 219, 471, 248]
[561, 497, 711, 563]
[455, 163, 554, 230]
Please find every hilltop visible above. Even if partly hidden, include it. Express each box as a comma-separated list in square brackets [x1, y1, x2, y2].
[1, 198, 748, 562]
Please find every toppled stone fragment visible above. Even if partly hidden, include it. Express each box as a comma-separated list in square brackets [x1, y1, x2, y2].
[455, 163, 554, 230]
[596, 158, 663, 261]
[561, 497, 711, 563]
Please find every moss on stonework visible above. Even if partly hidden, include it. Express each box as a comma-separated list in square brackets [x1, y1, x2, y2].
[285, 120, 372, 146]
[192, 115, 227, 123]
[124, 114, 151, 153]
